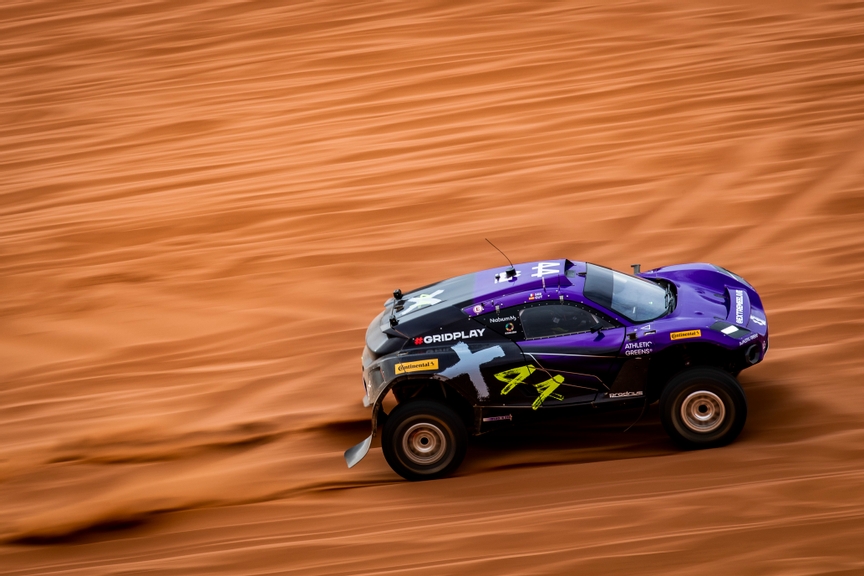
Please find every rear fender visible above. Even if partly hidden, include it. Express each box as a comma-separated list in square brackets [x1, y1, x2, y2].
[344, 373, 476, 468]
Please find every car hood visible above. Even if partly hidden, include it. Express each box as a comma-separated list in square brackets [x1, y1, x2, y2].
[642, 263, 766, 331]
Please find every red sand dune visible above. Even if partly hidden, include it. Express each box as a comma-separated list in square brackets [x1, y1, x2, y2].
[1, 1, 864, 573]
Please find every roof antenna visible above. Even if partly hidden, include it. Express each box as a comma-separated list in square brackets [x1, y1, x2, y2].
[486, 238, 517, 278]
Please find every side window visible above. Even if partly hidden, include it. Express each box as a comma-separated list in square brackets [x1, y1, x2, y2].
[520, 304, 614, 339]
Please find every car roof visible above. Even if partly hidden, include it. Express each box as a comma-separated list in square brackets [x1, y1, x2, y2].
[461, 259, 588, 317]
[394, 259, 584, 321]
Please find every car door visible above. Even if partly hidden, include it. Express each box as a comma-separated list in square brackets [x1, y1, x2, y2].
[513, 302, 625, 407]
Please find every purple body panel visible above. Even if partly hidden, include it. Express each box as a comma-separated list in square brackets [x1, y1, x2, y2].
[455, 260, 767, 356]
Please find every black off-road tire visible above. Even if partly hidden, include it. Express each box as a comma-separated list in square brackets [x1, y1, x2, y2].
[382, 400, 467, 481]
[660, 367, 748, 449]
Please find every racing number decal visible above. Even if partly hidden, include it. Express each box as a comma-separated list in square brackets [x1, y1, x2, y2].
[496, 365, 535, 394]
[494, 365, 565, 410]
[529, 375, 565, 410]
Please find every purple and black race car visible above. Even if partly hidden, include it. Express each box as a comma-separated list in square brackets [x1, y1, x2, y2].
[346, 259, 768, 480]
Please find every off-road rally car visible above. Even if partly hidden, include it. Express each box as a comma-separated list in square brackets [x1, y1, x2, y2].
[345, 258, 768, 480]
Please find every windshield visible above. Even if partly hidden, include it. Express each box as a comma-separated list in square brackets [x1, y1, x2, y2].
[583, 263, 670, 322]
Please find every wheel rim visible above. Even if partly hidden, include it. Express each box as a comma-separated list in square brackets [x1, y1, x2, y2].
[680, 390, 726, 433]
[402, 421, 447, 466]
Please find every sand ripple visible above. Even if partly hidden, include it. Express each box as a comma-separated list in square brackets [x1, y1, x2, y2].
[1, 0, 864, 573]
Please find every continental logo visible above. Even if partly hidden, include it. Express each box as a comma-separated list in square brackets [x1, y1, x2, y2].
[670, 329, 701, 340]
[394, 359, 439, 374]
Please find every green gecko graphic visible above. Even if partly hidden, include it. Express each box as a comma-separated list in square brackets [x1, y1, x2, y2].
[494, 365, 565, 410]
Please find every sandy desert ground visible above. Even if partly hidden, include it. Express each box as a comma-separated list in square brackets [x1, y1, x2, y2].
[1, 0, 864, 574]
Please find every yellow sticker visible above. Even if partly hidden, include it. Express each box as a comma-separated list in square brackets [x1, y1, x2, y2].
[494, 365, 536, 394]
[395, 358, 439, 374]
[670, 329, 702, 340]
[495, 365, 565, 410]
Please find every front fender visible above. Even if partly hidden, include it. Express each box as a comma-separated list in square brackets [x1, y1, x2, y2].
[346, 340, 521, 468]
[346, 359, 473, 469]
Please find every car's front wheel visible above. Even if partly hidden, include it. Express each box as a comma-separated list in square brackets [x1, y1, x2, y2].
[660, 367, 747, 448]
[382, 400, 467, 481]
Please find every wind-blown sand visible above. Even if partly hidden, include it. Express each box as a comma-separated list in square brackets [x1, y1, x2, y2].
[2, 1, 864, 573]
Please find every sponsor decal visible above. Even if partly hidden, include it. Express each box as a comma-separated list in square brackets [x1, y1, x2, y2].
[527, 292, 543, 301]
[482, 415, 513, 422]
[494, 365, 565, 410]
[400, 290, 444, 316]
[750, 315, 766, 327]
[486, 315, 516, 324]
[670, 329, 701, 340]
[413, 337, 423, 345]
[711, 320, 749, 339]
[494, 270, 521, 283]
[438, 342, 505, 400]
[739, 333, 758, 347]
[609, 391, 644, 398]
[415, 328, 486, 345]
[623, 341, 652, 356]
[531, 262, 560, 278]
[504, 322, 515, 333]
[394, 358, 439, 374]
[735, 290, 745, 324]
[473, 304, 483, 314]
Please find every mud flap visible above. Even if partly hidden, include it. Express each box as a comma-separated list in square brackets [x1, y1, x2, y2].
[344, 434, 373, 468]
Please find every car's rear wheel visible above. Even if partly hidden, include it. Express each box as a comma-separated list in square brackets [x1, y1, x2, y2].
[660, 367, 747, 448]
[382, 400, 467, 481]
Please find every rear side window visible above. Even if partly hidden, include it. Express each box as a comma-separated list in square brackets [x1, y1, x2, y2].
[520, 304, 613, 339]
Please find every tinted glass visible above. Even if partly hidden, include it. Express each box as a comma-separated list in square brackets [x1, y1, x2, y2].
[583, 263, 668, 322]
[520, 304, 612, 339]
